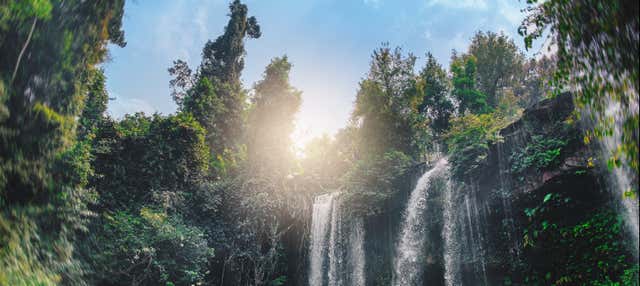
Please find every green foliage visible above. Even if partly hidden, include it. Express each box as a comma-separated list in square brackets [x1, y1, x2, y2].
[510, 135, 567, 174]
[521, 0, 639, 179]
[90, 208, 214, 286]
[0, 208, 61, 286]
[468, 31, 525, 108]
[92, 112, 208, 210]
[517, 56, 557, 107]
[0, 0, 125, 283]
[342, 151, 413, 216]
[352, 45, 426, 157]
[521, 192, 638, 285]
[446, 89, 524, 180]
[78, 69, 109, 140]
[247, 56, 301, 177]
[171, 0, 261, 159]
[269, 275, 287, 286]
[80, 111, 213, 285]
[445, 107, 517, 179]
[2, 1, 634, 285]
[4, 0, 53, 20]
[300, 128, 359, 191]
[181, 77, 225, 151]
[417, 53, 454, 136]
[450, 54, 490, 114]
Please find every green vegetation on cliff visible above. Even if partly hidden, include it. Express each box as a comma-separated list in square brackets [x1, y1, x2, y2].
[0, 0, 637, 285]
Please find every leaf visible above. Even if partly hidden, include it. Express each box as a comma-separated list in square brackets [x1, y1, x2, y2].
[543, 193, 553, 203]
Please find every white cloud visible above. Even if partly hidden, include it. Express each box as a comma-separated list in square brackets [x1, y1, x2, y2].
[364, 0, 381, 8]
[427, 0, 488, 9]
[424, 30, 432, 40]
[497, 0, 523, 25]
[152, 0, 220, 63]
[449, 32, 468, 53]
[107, 90, 156, 118]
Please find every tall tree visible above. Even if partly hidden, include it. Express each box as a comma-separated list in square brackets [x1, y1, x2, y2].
[82, 113, 213, 286]
[247, 56, 301, 177]
[468, 31, 524, 108]
[417, 53, 454, 136]
[352, 45, 423, 157]
[0, 0, 125, 284]
[225, 57, 303, 286]
[516, 56, 556, 108]
[78, 69, 109, 140]
[451, 53, 489, 114]
[170, 0, 260, 159]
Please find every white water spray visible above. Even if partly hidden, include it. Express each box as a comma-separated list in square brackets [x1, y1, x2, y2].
[308, 193, 366, 286]
[393, 158, 449, 286]
[593, 99, 639, 257]
[442, 178, 461, 286]
[309, 193, 336, 286]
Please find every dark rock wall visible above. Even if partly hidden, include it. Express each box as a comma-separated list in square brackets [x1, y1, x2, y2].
[296, 93, 629, 285]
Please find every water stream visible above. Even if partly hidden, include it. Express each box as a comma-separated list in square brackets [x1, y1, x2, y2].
[308, 193, 366, 286]
[393, 158, 449, 286]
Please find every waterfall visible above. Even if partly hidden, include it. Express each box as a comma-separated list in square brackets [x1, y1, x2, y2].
[393, 158, 449, 286]
[584, 98, 639, 258]
[441, 178, 490, 286]
[327, 197, 344, 285]
[308, 193, 366, 286]
[600, 101, 639, 257]
[348, 219, 366, 286]
[442, 178, 461, 286]
[309, 193, 336, 286]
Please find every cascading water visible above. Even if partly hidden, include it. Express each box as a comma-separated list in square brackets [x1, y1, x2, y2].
[327, 197, 344, 285]
[393, 158, 448, 286]
[308, 193, 366, 286]
[309, 193, 336, 286]
[442, 178, 462, 286]
[442, 176, 489, 286]
[570, 25, 639, 258]
[593, 100, 639, 257]
[347, 219, 366, 286]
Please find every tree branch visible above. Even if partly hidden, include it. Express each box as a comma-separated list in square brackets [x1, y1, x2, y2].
[11, 17, 37, 85]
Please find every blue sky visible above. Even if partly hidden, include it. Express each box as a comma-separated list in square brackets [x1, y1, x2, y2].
[104, 0, 537, 147]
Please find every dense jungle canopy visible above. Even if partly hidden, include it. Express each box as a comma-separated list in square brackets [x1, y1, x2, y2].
[0, 1, 638, 285]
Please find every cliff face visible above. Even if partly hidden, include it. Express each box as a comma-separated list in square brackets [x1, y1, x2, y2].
[455, 93, 609, 284]
[361, 93, 622, 285]
[302, 93, 635, 285]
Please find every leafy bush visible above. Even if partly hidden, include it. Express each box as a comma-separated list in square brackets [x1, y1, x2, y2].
[0, 208, 62, 286]
[91, 208, 214, 286]
[510, 135, 567, 174]
[521, 193, 638, 285]
[342, 151, 413, 216]
[445, 93, 522, 180]
[445, 112, 511, 179]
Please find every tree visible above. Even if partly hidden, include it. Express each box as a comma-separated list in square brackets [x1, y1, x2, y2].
[451, 53, 489, 114]
[168, 59, 194, 107]
[468, 31, 525, 108]
[521, 0, 639, 181]
[81, 112, 213, 286]
[417, 53, 454, 136]
[189, 0, 260, 157]
[78, 69, 109, 140]
[199, 0, 261, 84]
[0, 1, 125, 284]
[516, 56, 557, 108]
[352, 45, 424, 157]
[247, 56, 301, 177]
[181, 77, 226, 157]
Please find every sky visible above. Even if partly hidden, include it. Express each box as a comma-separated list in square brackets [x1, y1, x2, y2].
[103, 0, 540, 148]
